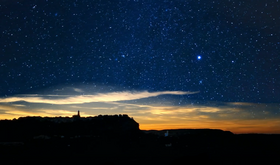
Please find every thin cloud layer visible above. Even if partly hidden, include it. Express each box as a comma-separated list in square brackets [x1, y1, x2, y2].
[0, 91, 198, 104]
[0, 87, 280, 133]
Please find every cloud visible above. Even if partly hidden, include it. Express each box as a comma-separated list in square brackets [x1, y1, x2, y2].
[38, 109, 89, 116]
[73, 88, 84, 93]
[1, 87, 280, 134]
[0, 104, 48, 119]
[0, 91, 199, 104]
[11, 104, 26, 107]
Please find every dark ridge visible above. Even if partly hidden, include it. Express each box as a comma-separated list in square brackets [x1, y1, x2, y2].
[1, 112, 280, 165]
[143, 128, 234, 137]
[0, 113, 139, 141]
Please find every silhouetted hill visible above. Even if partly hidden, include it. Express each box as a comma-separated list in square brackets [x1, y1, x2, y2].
[1, 114, 280, 165]
[0, 114, 139, 141]
[143, 128, 234, 137]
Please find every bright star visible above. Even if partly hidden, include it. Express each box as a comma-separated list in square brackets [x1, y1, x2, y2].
[197, 55, 201, 60]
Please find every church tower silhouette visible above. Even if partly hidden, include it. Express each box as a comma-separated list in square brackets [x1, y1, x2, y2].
[73, 110, 80, 118]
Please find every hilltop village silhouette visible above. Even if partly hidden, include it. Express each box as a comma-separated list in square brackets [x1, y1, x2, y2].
[0, 111, 280, 165]
[0, 111, 140, 140]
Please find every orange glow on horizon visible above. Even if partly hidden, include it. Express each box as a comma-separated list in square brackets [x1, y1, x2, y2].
[1, 100, 280, 134]
[1, 113, 280, 134]
[139, 119, 280, 134]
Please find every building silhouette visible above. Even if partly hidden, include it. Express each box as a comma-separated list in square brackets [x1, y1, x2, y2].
[72, 110, 80, 118]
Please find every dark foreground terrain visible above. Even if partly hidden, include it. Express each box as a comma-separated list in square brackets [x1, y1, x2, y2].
[1, 115, 279, 165]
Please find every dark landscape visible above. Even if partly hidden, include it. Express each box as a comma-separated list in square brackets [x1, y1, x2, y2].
[1, 113, 279, 165]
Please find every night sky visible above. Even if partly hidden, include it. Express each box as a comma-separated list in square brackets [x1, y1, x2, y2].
[1, 0, 280, 133]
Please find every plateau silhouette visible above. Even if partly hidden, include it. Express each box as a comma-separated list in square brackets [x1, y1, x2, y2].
[0, 111, 279, 165]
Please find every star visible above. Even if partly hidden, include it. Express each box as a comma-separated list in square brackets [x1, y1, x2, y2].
[0, 0, 279, 133]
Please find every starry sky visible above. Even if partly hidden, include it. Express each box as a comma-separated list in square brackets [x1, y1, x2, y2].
[1, 0, 280, 133]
